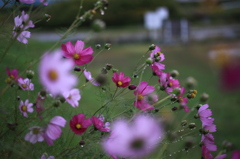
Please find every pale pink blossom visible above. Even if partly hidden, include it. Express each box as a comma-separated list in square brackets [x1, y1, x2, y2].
[19, 0, 35, 4]
[19, 99, 33, 117]
[92, 116, 110, 132]
[102, 114, 164, 158]
[83, 69, 100, 86]
[24, 126, 44, 144]
[39, 50, 77, 96]
[41, 154, 55, 159]
[44, 116, 66, 145]
[18, 78, 34, 91]
[62, 88, 81, 107]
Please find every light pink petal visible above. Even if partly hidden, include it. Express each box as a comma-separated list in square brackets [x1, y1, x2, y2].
[46, 124, 61, 140]
[50, 116, 66, 127]
[75, 40, 84, 53]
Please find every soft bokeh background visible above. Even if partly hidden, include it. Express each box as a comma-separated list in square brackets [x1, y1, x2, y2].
[0, 0, 240, 158]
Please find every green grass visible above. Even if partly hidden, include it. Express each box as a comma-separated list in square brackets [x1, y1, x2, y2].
[0, 38, 239, 158]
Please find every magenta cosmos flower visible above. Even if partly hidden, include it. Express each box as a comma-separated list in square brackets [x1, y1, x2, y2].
[39, 50, 77, 96]
[19, 99, 33, 117]
[18, 78, 34, 91]
[24, 126, 44, 144]
[13, 11, 34, 44]
[62, 88, 81, 107]
[6, 67, 20, 82]
[102, 114, 164, 158]
[134, 81, 157, 112]
[201, 145, 226, 159]
[201, 134, 217, 152]
[112, 72, 131, 88]
[44, 116, 66, 145]
[61, 40, 94, 65]
[83, 69, 100, 86]
[70, 113, 92, 135]
[92, 116, 110, 132]
[231, 150, 240, 159]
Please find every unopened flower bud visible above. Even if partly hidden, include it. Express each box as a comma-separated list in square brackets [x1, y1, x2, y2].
[149, 44, 156, 51]
[53, 100, 60, 107]
[185, 137, 195, 150]
[26, 70, 34, 79]
[74, 67, 81, 72]
[133, 74, 138, 78]
[128, 85, 137, 90]
[7, 123, 18, 131]
[92, 19, 106, 32]
[199, 128, 210, 134]
[101, 67, 108, 74]
[188, 123, 196, 129]
[222, 140, 233, 151]
[146, 58, 153, 65]
[95, 44, 101, 49]
[90, 10, 96, 15]
[96, 74, 108, 85]
[40, 90, 47, 97]
[101, 0, 108, 9]
[181, 120, 188, 126]
[196, 104, 202, 110]
[104, 43, 111, 50]
[59, 96, 66, 103]
[170, 70, 179, 78]
[155, 108, 159, 112]
[106, 64, 113, 70]
[79, 140, 85, 146]
[171, 96, 177, 101]
[17, 96, 20, 101]
[172, 87, 181, 96]
[187, 93, 196, 99]
[194, 113, 199, 119]
[200, 93, 209, 102]
[44, 14, 51, 22]
[185, 76, 197, 88]
[172, 106, 178, 111]
[112, 68, 118, 73]
[154, 57, 161, 62]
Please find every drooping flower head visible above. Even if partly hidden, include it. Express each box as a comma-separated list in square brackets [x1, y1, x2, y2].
[44, 116, 66, 145]
[83, 69, 100, 86]
[112, 72, 131, 88]
[92, 115, 110, 132]
[61, 40, 94, 65]
[19, 99, 34, 117]
[62, 88, 81, 107]
[70, 114, 92, 135]
[134, 81, 157, 111]
[13, 11, 34, 44]
[39, 50, 77, 96]
[102, 114, 164, 158]
[18, 78, 34, 91]
[24, 126, 44, 144]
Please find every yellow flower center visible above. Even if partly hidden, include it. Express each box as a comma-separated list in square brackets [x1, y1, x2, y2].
[48, 69, 58, 81]
[10, 75, 15, 79]
[73, 54, 80, 60]
[137, 94, 144, 100]
[21, 105, 27, 111]
[32, 128, 40, 134]
[178, 97, 183, 103]
[169, 82, 173, 87]
[5, 77, 12, 84]
[190, 93, 196, 98]
[157, 52, 162, 56]
[21, 84, 27, 88]
[75, 124, 81, 129]
[117, 81, 123, 86]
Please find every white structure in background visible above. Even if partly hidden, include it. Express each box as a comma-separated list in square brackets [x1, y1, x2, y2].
[144, 7, 169, 41]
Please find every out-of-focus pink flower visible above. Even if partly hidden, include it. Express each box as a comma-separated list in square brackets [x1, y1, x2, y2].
[150, 46, 165, 62]
[18, 78, 34, 91]
[112, 72, 131, 88]
[19, 0, 35, 4]
[202, 118, 216, 133]
[19, 99, 33, 117]
[201, 134, 217, 152]
[13, 11, 34, 44]
[158, 72, 169, 89]
[39, 50, 77, 96]
[201, 145, 226, 159]
[39, 0, 48, 5]
[62, 88, 81, 107]
[44, 116, 66, 145]
[83, 69, 100, 86]
[231, 150, 240, 159]
[177, 87, 189, 113]
[92, 116, 110, 132]
[134, 81, 156, 112]
[70, 114, 92, 135]
[36, 92, 46, 120]
[151, 62, 165, 76]
[6, 67, 20, 81]
[198, 104, 213, 125]
[24, 126, 44, 144]
[61, 40, 94, 65]
[102, 114, 164, 158]
[41, 154, 55, 159]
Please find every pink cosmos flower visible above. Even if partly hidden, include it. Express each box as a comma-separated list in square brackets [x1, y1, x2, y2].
[150, 46, 165, 62]
[231, 150, 240, 159]
[202, 118, 217, 133]
[198, 104, 213, 125]
[41, 154, 55, 159]
[83, 69, 100, 86]
[6, 67, 20, 81]
[151, 62, 165, 76]
[134, 81, 157, 111]
[92, 116, 110, 132]
[158, 72, 169, 90]
[13, 11, 34, 44]
[39, 50, 77, 96]
[19, 99, 33, 117]
[177, 87, 189, 113]
[24, 126, 44, 144]
[19, 0, 35, 4]
[39, 0, 48, 5]
[44, 116, 66, 146]
[201, 145, 226, 159]
[201, 134, 217, 152]
[112, 72, 131, 88]
[61, 40, 94, 65]
[102, 114, 164, 158]
[62, 88, 81, 107]
[18, 78, 34, 91]
[70, 114, 92, 135]
[165, 77, 180, 94]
